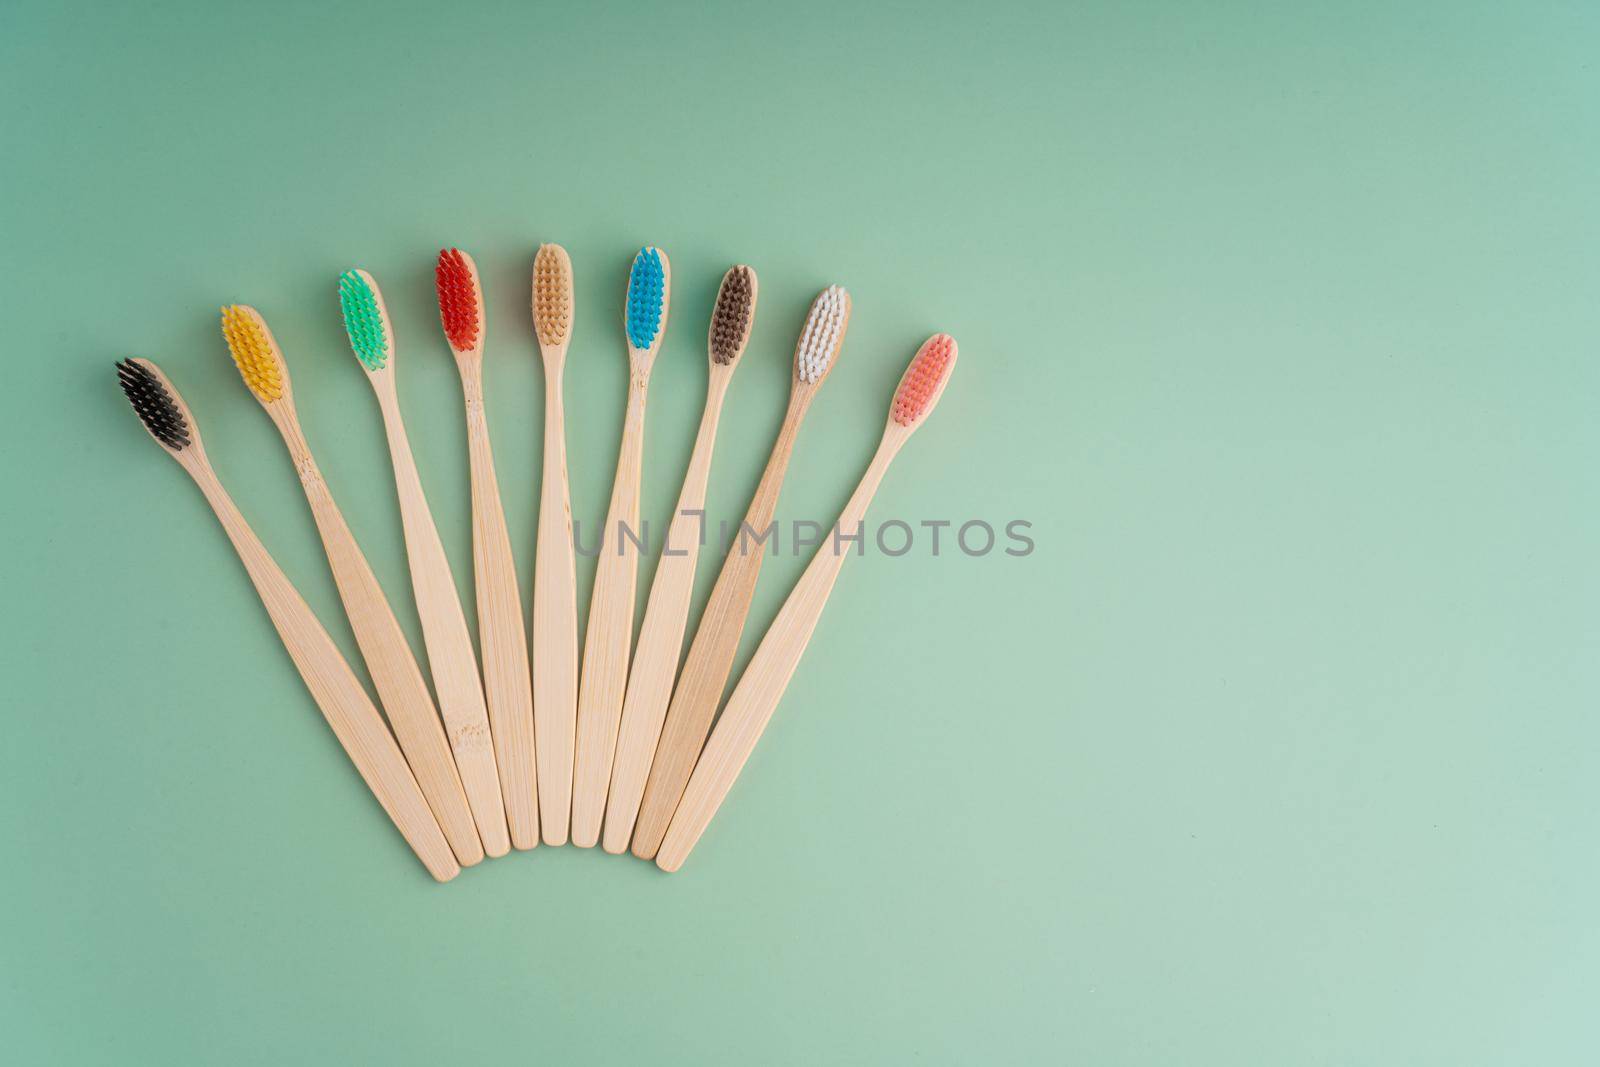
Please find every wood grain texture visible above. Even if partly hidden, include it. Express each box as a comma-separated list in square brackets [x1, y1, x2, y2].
[369, 367, 512, 857]
[655, 431, 903, 873]
[602, 371, 731, 853]
[630, 386, 814, 859]
[532, 355, 579, 845]
[570, 376, 649, 847]
[458, 359, 539, 850]
[137, 374, 459, 882]
[271, 408, 484, 867]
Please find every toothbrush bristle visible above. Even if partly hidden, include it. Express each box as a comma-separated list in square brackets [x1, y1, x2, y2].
[709, 265, 755, 365]
[338, 269, 389, 370]
[220, 305, 284, 402]
[625, 246, 666, 349]
[796, 285, 848, 384]
[116, 359, 190, 450]
[435, 249, 480, 352]
[532, 243, 573, 347]
[891, 334, 958, 427]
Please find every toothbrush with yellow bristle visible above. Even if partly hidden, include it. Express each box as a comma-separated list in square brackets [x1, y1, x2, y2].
[655, 334, 960, 872]
[602, 265, 757, 853]
[219, 305, 484, 867]
[114, 358, 459, 882]
[435, 248, 539, 850]
[530, 243, 580, 845]
[339, 267, 512, 858]
[632, 284, 850, 860]
[569, 246, 671, 848]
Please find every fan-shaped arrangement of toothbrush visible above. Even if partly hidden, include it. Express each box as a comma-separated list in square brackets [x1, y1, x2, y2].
[112, 243, 959, 880]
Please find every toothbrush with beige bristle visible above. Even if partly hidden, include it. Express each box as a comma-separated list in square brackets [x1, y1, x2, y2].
[530, 243, 580, 845]
[435, 248, 539, 850]
[218, 304, 484, 867]
[631, 285, 849, 860]
[569, 246, 670, 848]
[114, 358, 459, 882]
[656, 333, 959, 872]
[339, 267, 512, 857]
[602, 265, 757, 853]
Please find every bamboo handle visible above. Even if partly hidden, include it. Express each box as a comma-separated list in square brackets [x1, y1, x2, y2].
[603, 381, 727, 853]
[655, 436, 898, 872]
[570, 379, 649, 847]
[461, 367, 539, 850]
[532, 365, 579, 845]
[281, 419, 484, 867]
[188, 464, 459, 882]
[376, 386, 511, 857]
[631, 390, 808, 859]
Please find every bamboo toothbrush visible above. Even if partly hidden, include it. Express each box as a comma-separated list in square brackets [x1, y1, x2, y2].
[114, 358, 459, 881]
[655, 334, 959, 872]
[602, 265, 757, 853]
[530, 243, 579, 845]
[219, 305, 484, 866]
[569, 246, 671, 847]
[338, 268, 512, 857]
[632, 285, 849, 860]
[435, 249, 539, 850]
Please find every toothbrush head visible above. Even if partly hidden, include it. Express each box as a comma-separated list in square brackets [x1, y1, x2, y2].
[220, 305, 289, 403]
[338, 269, 392, 371]
[533, 243, 573, 349]
[435, 248, 482, 354]
[624, 246, 669, 352]
[708, 265, 757, 366]
[795, 285, 850, 385]
[890, 334, 958, 428]
[115, 358, 192, 452]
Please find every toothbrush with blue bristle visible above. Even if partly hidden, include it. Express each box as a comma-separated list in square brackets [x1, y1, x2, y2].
[569, 246, 670, 848]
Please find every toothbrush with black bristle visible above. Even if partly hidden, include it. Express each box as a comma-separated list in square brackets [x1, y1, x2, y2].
[338, 267, 512, 858]
[219, 305, 485, 867]
[603, 265, 757, 853]
[113, 358, 459, 882]
[435, 248, 540, 851]
[569, 246, 670, 848]
[655, 334, 960, 872]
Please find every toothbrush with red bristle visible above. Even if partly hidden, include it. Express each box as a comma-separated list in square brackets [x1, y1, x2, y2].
[113, 358, 459, 882]
[340, 267, 512, 857]
[655, 334, 960, 872]
[570, 246, 670, 848]
[435, 248, 539, 850]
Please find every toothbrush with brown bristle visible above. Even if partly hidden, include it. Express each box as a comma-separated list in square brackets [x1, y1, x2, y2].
[218, 305, 484, 867]
[656, 334, 959, 872]
[631, 285, 850, 860]
[602, 265, 757, 853]
[569, 246, 670, 848]
[530, 242, 579, 845]
[339, 267, 512, 858]
[113, 358, 459, 882]
[435, 249, 539, 851]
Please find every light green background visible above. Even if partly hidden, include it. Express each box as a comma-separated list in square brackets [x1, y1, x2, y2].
[3, 0, 1597, 1063]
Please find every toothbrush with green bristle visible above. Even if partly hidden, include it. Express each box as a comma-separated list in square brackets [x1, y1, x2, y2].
[338, 267, 512, 858]
[569, 246, 670, 848]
